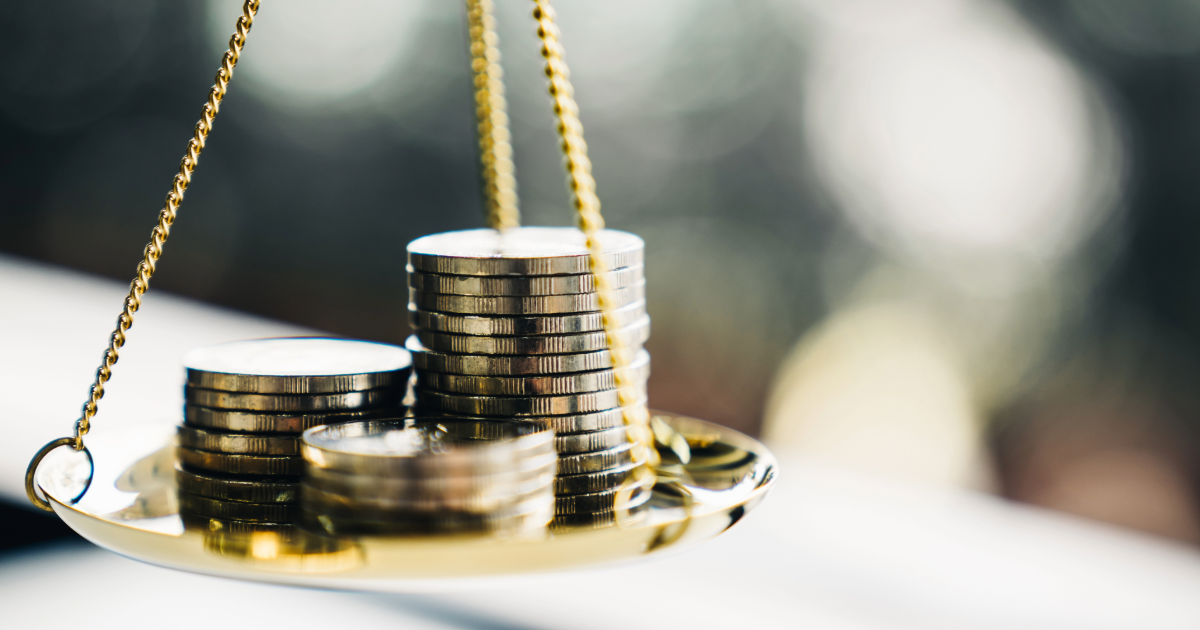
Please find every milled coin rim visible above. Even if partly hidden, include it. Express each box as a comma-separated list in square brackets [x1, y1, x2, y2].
[410, 282, 644, 316]
[408, 302, 645, 336]
[176, 445, 306, 476]
[556, 442, 635, 476]
[406, 337, 618, 376]
[177, 425, 299, 456]
[407, 265, 644, 297]
[183, 337, 411, 394]
[184, 406, 404, 434]
[175, 465, 300, 503]
[553, 425, 630, 454]
[406, 227, 644, 277]
[184, 386, 404, 413]
[416, 387, 640, 416]
[179, 491, 300, 522]
[415, 351, 650, 396]
[414, 318, 650, 356]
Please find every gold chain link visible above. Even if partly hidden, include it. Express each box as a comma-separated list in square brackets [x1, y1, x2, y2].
[532, 1, 660, 480]
[467, 0, 520, 230]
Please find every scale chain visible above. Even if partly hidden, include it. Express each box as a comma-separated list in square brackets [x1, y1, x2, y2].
[531, 0, 660, 486]
[468, 0, 520, 230]
[25, 0, 259, 511]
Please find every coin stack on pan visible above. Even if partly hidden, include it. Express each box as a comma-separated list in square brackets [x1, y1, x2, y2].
[405, 227, 655, 528]
[176, 337, 411, 529]
[300, 418, 555, 535]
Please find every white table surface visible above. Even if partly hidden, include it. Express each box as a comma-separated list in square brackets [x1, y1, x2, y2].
[2, 254, 1199, 630]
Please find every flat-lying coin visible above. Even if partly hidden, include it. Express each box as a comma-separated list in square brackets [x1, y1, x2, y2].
[301, 419, 554, 476]
[416, 387, 646, 417]
[410, 282, 644, 315]
[179, 492, 300, 523]
[554, 482, 653, 514]
[177, 445, 305, 476]
[185, 406, 402, 434]
[409, 302, 645, 336]
[175, 465, 299, 503]
[407, 337, 618, 376]
[416, 352, 649, 396]
[302, 489, 553, 522]
[556, 442, 634, 476]
[553, 460, 637, 494]
[185, 386, 403, 412]
[554, 425, 630, 454]
[184, 337, 411, 394]
[177, 425, 299, 456]
[414, 318, 650, 356]
[407, 227, 643, 276]
[408, 266, 643, 297]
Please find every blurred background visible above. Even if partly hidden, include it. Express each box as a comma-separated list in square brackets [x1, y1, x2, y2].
[3, 0, 1200, 555]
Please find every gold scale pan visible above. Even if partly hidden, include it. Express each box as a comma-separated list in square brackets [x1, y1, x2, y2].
[23, 0, 776, 590]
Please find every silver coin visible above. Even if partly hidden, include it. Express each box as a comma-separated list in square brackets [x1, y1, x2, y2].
[553, 460, 636, 494]
[416, 351, 650, 396]
[184, 337, 411, 394]
[406, 336, 620, 376]
[554, 482, 653, 514]
[414, 317, 650, 356]
[410, 282, 644, 315]
[407, 266, 644, 297]
[184, 406, 402, 434]
[409, 302, 645, 336]
[301, 419, 554, 476]
[555, 425, 630, 454]
[415, 387, 645, 417]
[176, 445, 305, 476]
[407, 228, 643, 276]
[430, 407, 636, 434]
[176, 465, 300, 503]
[178, 425, 299, 456]
[185, 386, 403, 413]
[556, 442, 634, 476]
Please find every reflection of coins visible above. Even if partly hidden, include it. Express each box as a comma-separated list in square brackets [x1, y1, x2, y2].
[184, 337, 411, 394]
[179, 492, 300, 522]
[408, 266, 643, 296]
[554, 426, 629, 455]
[556, 443, 634, 476]
[407, 227, 643, 276]
[186, 387, 402, 413]
[410, 283, 644, 315]
[176, 465, 299, 503]
[304, 465, 555, 505]
[410, 302, 645, 336]
[177, 445, 305, 476]
[301, 482, 552, 514]
[416, 353, 648, 396]
[185, 407, 399, 434]
[414, 318, 649, 356]
[177, 425, 298, 456]
[550, 501, 651, 531]
[301, 491, 553, 527]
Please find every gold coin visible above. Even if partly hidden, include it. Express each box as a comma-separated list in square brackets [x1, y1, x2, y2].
[177, 445, 305, 476]
[175, 465, 299, 503]
[179, 492, 300, 523]
[177, 425, 299, 456]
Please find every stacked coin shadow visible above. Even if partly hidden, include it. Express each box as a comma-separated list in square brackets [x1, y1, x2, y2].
[299, 419, 555, 536]
[406, 228, 655, 528]
[174, 338, 411, 530]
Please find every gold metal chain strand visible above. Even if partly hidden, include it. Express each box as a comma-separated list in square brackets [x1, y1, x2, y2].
[467, 0, 520, 230]
[531, 1, 658, 475]
[74, 1, 258, 451]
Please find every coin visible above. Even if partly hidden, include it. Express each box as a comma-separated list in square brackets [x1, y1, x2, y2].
[410, 282, 644, 315]
[550, 503, 650, 531]
[177, 445, 305, 476]
[556, 442, 634, 476]
[415, 352, 649, 396]
[407, 227, 643, 276]
[554, 425, 630, 454]
[554, 482, 653, 514]
[175, 465, 300, 503]
[184, 406, 402, 434]
[409, 302, 645, 336]
[414, 318, 650, 356]
[184, 337, 411, 394]
[178, 425, 299, 456]
[407, 337, 619, 376]
[181, 512, 297, 537]
[430, 407, 635, 434]
[304, 465, 555, 505]
[180, 492, 300, 523]
[416, 387, 646, 417]
[553, 460, 636, 494]
[301, 419, 555, 476]
[300, 482, 553, 515]
[407, 266, 644, 297]
[185, 386, 403, 412]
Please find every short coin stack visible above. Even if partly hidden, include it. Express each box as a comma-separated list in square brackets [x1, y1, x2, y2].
[405, 227, 655, 527]
[300, 418, 555, 535]
[176, 337, 411, 528]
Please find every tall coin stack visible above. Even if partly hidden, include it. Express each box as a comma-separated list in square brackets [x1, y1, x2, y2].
[176, 338, 411, 529]
[300, 418, 555, 535]
[405, 227, 655, 527]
